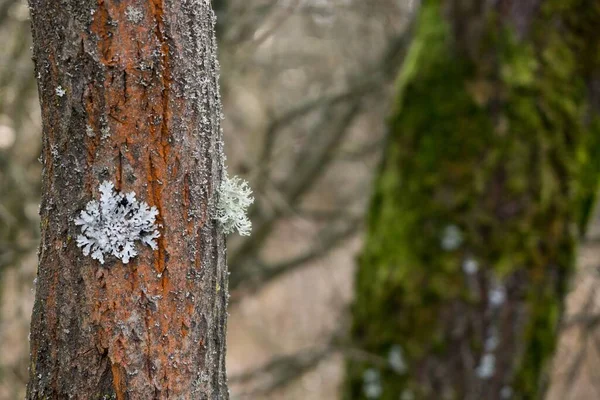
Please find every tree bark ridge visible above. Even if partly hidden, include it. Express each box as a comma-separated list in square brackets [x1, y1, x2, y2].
[26, 0, 229, 398]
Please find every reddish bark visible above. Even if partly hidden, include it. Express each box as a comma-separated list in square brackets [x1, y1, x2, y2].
[26, 0, 228, 398]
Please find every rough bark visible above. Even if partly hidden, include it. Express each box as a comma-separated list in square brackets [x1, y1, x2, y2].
[26, 0, 229, 399]
[346, 0, 600, 399]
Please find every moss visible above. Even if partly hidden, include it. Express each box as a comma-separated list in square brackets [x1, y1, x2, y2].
[345, 0, 600, 399]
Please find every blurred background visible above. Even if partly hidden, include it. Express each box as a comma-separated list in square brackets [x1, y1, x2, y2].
[1, 0, 599, 398]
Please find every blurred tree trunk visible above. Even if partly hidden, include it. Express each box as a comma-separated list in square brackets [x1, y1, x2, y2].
[346, 1, 600, 399]
[26, 1, 229, 399]
[212, 0, 227, 39]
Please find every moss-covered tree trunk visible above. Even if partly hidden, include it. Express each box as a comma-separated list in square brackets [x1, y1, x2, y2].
[26, 0, 229, 398]
[346, 1, 600, 399]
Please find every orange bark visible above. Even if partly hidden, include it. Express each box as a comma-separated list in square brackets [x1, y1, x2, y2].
[27, 0, 228, 398]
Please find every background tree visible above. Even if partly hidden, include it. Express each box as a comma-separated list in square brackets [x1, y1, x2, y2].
[346, 0, 600, 399]
[26, 0, 229, 398]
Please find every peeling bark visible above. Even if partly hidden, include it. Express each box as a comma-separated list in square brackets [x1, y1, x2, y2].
[26, 0, 229, 399]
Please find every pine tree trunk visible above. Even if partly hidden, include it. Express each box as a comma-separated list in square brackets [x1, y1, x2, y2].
[26, 0, 229, 398]
[346, 1, 600, 399]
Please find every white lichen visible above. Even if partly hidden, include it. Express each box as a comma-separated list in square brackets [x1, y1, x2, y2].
[441, 224, 463, 251]
[475, 353, 495, 379]
[75, 181, 160, 264]
[388, 344, 407, 374]
[55, 86, 66, 97]
[215, 171, 254, 236]
[85, 124, 95, 137]
[488, 285, 506, 307]
[100, 125, 111, 139]
[362, 368, 382, 399]
[462, 256, 479, 275]
[125, 5, 143, 23]
[485, 331, 499, 352]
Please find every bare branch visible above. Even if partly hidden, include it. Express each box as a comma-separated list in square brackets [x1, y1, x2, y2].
[230, 345, 333, 397]
[230, 216, 362, 298]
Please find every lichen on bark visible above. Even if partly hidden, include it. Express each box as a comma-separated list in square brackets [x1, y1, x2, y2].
[345, 0, 600, 399]
[26, 0, 229, 398]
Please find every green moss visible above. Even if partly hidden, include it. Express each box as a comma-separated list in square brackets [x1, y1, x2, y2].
[345, 0, 600, 399]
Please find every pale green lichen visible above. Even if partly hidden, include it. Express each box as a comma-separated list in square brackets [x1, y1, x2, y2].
[215, 170, 254, 236]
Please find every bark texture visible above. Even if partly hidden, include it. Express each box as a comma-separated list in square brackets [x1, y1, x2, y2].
[26, 0, 229, 399]
[346, 0, 600, 399]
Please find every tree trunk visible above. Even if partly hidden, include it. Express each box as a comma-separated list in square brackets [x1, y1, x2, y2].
[26, 0, 229, 399]
[346, 0, 600, 399]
